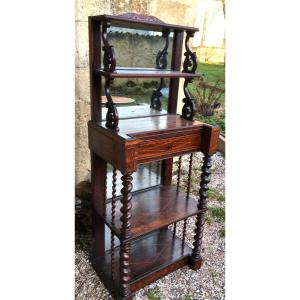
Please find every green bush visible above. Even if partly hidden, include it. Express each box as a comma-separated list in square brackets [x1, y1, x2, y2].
[197, 111, 225, 135]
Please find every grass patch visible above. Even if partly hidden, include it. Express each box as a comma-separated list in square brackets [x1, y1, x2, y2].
[146, 287, 161, 300]
[190, 63, 225, 105]
[190, 63, 226, 135]
[206, 206, 225, 224]
[210, 269, 218, 286]
[207, 188, 225, 203]
[197, 63, 225, 87]
[209, 207, 225, 222]
[219, 227, 225, 238]
[184, 295, 195, 300]
[205, 214, 213, 225]
[75, 229, 93, 251]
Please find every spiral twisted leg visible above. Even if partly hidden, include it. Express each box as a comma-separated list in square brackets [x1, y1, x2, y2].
[119, 173, 133, 298]
[189, 155, 212, 270]
[103, 161, 107, 218]
[110, 167, 117, 281]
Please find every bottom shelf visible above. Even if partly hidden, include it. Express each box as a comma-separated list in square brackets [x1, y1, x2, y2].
[92, 229, 192, 297]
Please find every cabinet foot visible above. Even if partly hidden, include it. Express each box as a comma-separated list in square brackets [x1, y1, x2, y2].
[188, 256, 203, 270]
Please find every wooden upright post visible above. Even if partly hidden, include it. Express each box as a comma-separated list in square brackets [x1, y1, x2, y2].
[161, 30, 184, 185]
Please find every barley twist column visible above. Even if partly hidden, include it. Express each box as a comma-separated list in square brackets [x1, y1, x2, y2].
[189, 155, 212, 270]
[119, 173, 133, 298]
[110, 168, 117, 281]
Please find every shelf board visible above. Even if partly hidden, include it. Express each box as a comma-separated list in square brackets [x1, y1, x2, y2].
[92, 229, 192, 295]
[94, 67, 202, 79]
[98, 114, 204, 137]
[101, 105, 168, 121]
[99, 185, 200, 241]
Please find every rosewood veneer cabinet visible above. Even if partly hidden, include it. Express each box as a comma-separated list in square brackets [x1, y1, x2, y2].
[87, 13, 220, 299]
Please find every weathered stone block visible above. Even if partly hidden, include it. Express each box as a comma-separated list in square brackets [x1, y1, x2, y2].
[76, 0, 112, 21]
[76, 21, 89, 68]
[149, 0, 198, 27]
[75, 68, 90, 102]
[75, 99, 90, 183]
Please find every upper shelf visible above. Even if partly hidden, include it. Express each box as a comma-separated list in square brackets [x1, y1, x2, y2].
[94, 67, 202, 79]
[91, 13, 199, 32]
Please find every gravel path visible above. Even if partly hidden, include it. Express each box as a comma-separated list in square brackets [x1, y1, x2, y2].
[75, 152, 225, 300]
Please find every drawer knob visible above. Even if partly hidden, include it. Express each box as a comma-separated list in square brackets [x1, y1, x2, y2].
[166, 144, 172, 149]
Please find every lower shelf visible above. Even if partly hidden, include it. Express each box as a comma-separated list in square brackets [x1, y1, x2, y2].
[101, 185, 200, 241]
[92, 229, 192, 297]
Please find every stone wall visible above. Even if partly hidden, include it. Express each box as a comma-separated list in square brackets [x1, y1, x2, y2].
[109, 32, 173, 68]
[75, 0, 199, 183]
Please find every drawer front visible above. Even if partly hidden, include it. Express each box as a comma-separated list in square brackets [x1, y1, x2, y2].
[137, 133, 201, 163]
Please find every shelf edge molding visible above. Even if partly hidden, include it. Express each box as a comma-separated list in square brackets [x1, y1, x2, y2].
[94, 68, 203, 78]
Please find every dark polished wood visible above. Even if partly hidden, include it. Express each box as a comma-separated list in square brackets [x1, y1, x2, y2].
[87, 12, 221, 299]
[168, 30, 184, 114]
[94, 67, 202, 78]
[90, 152, 106, 258]
[101, 114, 203, 136]
[182, 31, 198, 73]
[104, 77, 119, 130]
[150, 78, 164, 111]
[189, 155, 211, 270]
[88, 115, 220, 173]
[97, 185, 202, 241]
[180, 31, 198, 121]
[88, 18, 102, 122]
[102, 20, 116, 72]
[92, 229, 192, 297]
[111, 168, 118, 281]
[162, 30, 184, 197]
[181, 78, 196, 121]
[119, 173, 133, 297]
[156, 30, 170, 69]
[91, 13, 199, 32]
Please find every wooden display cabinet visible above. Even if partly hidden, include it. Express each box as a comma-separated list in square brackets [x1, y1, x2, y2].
[87, 13, 220, 299]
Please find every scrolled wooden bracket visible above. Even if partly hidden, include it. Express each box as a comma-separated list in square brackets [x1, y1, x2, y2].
[151, 31, 170, 111]
[104, 77, 119, 131]
[156, 30, 170, 69]
[150, 78, 164, 111]
[183, 32, 198, 73]
[102, 21, 116, 72]
[181, 78, 196, 121]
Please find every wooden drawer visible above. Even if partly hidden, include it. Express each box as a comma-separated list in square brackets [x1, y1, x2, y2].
[136, 133, 201, 163]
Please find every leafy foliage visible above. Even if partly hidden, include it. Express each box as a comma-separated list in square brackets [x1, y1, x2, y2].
[191, 77, 224, 117]
[198, 111, 225, 135]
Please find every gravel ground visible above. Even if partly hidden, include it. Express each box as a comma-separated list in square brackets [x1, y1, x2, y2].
[75, 152, 225, 300]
